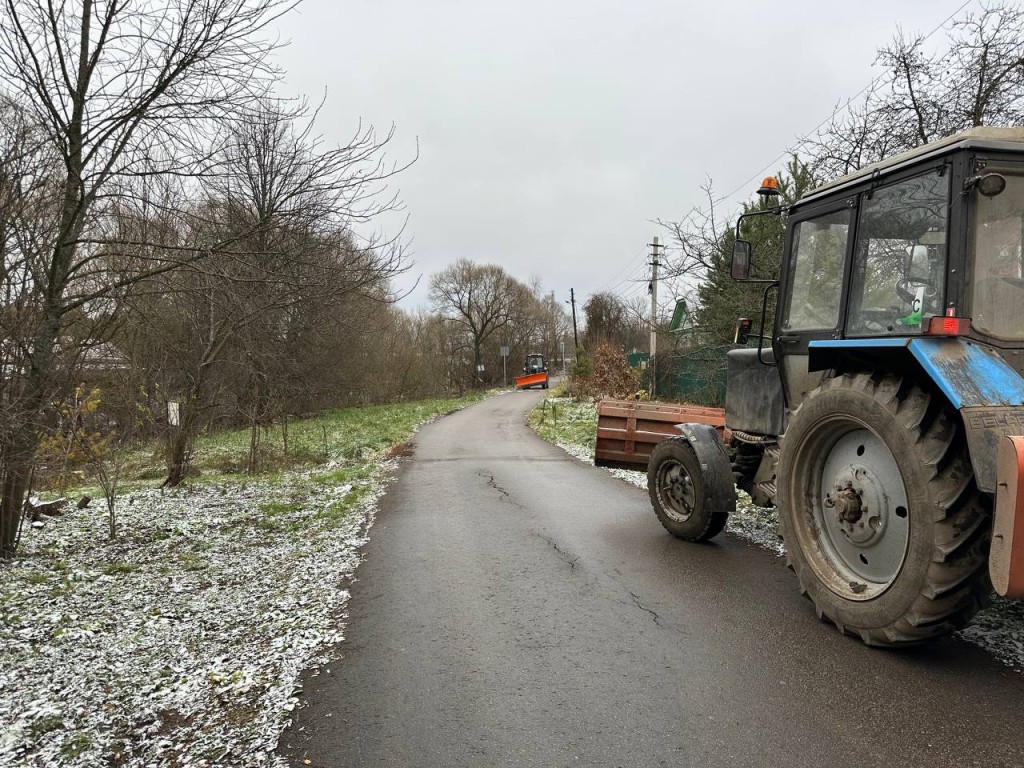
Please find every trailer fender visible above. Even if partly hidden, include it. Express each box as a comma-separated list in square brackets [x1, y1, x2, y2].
[992, 436, 1024, 598]
[809, 338, 1024, 492]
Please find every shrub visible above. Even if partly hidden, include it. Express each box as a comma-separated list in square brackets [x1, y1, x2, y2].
[566, 342, 642, 401]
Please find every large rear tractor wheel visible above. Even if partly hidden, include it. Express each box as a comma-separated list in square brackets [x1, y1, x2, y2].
[777, 373, 991, 645]
[648, 436, 732, 542]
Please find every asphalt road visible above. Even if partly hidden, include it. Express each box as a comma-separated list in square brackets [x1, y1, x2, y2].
[280, 392, 1024, 768]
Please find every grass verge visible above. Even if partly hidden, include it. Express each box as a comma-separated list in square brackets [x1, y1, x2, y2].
[48, 392, 491, 499]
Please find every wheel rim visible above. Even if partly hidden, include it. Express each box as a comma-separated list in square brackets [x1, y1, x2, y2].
[796, 424, 910, 601]
[657, 460, 696, 523]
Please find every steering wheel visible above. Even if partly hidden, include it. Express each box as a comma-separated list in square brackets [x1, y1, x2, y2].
[895, 276, 936, 305]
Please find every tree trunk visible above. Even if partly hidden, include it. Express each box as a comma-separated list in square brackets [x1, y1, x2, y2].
[0, 458, 30, 557]
[0, 309, 65, 554]
[247, 416, 260, 474]
[164, 397, 199, 488]
[106, 491, 117, 540]
[164, 426, 192, 488]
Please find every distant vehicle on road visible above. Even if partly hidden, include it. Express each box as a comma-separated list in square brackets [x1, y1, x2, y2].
[516, 353, 549, 390]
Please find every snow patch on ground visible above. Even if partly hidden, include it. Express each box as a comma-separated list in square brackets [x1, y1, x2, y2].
[0, 461, 396, 767]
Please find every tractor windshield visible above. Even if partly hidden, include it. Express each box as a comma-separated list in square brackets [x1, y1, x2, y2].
[847, 169, 948, 336]
[525, 355, 545, 372]
[971, 172, 1024, 340]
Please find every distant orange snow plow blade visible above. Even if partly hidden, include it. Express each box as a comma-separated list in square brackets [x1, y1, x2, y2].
[515, 371, 549, 390]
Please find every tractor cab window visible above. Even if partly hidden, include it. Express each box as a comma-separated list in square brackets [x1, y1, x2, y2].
[781, 209, 851, 332]
[847, 170, 948, 336]
[971, 172, 1024, 340]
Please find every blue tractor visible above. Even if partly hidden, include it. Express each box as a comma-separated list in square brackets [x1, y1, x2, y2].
[647, 127, 1024, 645]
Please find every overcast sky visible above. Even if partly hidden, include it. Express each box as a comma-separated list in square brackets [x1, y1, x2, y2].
[272, 0, 973, 313]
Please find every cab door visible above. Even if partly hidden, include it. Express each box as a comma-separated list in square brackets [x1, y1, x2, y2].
[774, 200, 856, 409]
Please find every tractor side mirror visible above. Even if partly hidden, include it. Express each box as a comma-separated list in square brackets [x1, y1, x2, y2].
[732, 240, 752, 280]
[734, 318, 752, 345]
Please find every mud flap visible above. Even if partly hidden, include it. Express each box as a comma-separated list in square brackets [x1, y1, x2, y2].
[673, 422, 737, 513]
[991, 435, 1024, 598]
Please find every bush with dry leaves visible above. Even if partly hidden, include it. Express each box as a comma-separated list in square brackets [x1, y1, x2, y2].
[566, 342, 642, 401]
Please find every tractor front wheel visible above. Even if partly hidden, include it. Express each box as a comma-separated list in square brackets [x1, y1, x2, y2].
[777, 373, 990, 645]
[648, 437, 731, 542]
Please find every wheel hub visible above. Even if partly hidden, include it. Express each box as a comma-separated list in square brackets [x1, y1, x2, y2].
[824, 465, 895, 547]
[660, 462, 695, 522]
[829, 482, 863, 523]
[815, 429, 910, 590]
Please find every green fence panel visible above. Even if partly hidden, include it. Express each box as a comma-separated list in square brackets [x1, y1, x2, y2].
[655, 346, 729, 406]
[626, 352, 650, 369]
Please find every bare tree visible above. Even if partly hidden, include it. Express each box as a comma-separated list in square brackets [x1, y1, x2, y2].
[581, 291, 646, 352]
[655, 158, 817, 351]
[429, 260, 527, 386]
[532, 288, 572, 370]
[805, 2, 1024, 178]
[111, 99, 412, 484]
[0, 0, 302, 553]
[207, 103, 411, 475]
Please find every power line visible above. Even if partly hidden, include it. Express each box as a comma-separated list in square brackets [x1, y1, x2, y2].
[615, 3, 975, 307]
[608, 261, 651, 297]
[713, 0, 974, 210]
[619, 270, 650, 298]
[599, 245, 648, 294]
[601, 254, 654, 302]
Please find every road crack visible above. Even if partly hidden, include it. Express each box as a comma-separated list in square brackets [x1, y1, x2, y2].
[478, 470, 511, 500]
[535, 532, 581, 572]
[629, 591, 663, 627]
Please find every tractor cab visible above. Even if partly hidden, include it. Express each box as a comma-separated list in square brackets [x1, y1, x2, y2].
[523, 353, 547, 375]
[729, 127, 1024, 443]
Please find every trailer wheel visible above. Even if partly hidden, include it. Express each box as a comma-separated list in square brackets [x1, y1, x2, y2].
[648, 436, 731, 542]
[777, 373, 990, 645]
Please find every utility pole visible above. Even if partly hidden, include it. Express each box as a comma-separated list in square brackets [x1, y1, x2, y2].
[567, 288, 579, 354]
[649, 236, 660, 398]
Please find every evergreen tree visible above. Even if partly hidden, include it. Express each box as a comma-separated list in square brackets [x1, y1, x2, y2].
[682, 157, 816, 345]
